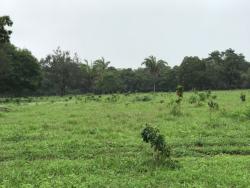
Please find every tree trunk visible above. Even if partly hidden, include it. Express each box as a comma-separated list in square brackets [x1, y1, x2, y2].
[153, 83, 156, 92]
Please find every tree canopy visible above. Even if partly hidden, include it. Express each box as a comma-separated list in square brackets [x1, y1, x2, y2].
[0, 15, 250, 96]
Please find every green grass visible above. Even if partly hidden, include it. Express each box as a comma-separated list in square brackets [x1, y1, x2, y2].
[0, 90, 250, 187]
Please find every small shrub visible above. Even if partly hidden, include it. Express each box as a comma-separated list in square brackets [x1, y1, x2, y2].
[105, 94, 119, 103]
[134, 95, 152, 102]
[169, 97, 182, 116]
[208, 100, 219, 124]
[211, 95, 217, 99]
[206, 90, 211, 98]
[170, 103, 182, 116]
[208, 100, 219, 110]
[198, 92, 206, 102]
[240, 93, 246, 102]
[188, 95, 197, 104]
[141, 125, 171, 160]
[176, 85, 184, 97]
[15, 98, 21, 105]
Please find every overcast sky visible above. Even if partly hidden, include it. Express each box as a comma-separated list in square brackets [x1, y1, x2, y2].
[1, 0, 250, 68]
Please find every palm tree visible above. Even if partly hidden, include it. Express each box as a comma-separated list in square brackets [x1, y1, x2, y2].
[142, 56, 167, 92]
[93, 57, 110, 81]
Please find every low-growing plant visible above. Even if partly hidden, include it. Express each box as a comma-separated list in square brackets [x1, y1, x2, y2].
[211, 95, 217, 99]
[188, 95, 197, 104]
[141, 125, 171, 161]
[169, 97, 182, 116]
[198, 92, 206, 102]
[208, 100, 219, 110]
[134, 95, 152, 102]
[240, 93, 246, 102]
[206, 90, 211, 98]
[15, 98, 21, 105]
[176, 85, 184, 97]
[105, 94, 119, 103]
[208, 100, 219, 124]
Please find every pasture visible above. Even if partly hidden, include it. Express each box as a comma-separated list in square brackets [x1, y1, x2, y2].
[0, 90, 249, 187]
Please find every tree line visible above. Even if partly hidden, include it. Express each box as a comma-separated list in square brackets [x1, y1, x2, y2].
[1, 16, 250, 96]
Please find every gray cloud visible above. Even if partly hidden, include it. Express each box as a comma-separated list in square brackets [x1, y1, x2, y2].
[1, 0, 250, 68]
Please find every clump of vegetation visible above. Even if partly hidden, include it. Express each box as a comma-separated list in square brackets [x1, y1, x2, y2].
[206, 90, 211, 98]
[134, 95, 152, 102]
[240, 93, 246, 102]
[105, 94, 119, 103]
[176, 85, 184, 97]
[208, 100, 219, 110]
[208, 100, 219, 124]
[189, 90, 213, 107]
[0, 106, 10, 112]
[188, 95, 197, 104]
[85, 95, 101, 102]
[141, 125, 170, 161]
[198, 92, 207, 102]
[168, 97, 182, 116]
[211, 94, 217, 99]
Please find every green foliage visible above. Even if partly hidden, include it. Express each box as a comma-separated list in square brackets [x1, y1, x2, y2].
[198, 92, 206, 102]
[0, 16, 13, 43]
[141, 125, 171, 160]
[240, 93, 246, 102]
[188, 95, 198, 104]
[105, 94, 119, 103]
[168, 97, 182, 116]
[208, 100, 219, 111]
[176, 85, 184, 97]
[134, 95, 152, 102]
[141, 56, 168, 92]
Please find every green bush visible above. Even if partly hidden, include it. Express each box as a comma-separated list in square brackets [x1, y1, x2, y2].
[188, 95, 197, 104]
[176, 85, 184, 97]
[141, 125, 171, 160]
[240, 93, 246, 102]
[134, 95, 152, 102]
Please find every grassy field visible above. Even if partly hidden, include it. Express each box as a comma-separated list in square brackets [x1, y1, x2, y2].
[0, 90, 250, 187]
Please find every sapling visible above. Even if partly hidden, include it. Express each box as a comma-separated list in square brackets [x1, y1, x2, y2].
[208, 100, 219, 124]
[240, 93, 246, 102]
[141, 125, 170, 161]
[176, 85, 184, 97]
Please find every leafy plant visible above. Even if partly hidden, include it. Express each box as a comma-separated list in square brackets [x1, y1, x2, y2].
[141, 125, 170, 160]
[188, 95, 197, 104]
[198, 92, 206, 102]
[134, 95, 152, 102]
[240, 93, 246, 102]
[208, 100, 219, 110]
[208, 100, 219, 124]
[176, 85, 184, 97]
[105, 94, 119, 102]
[169, 97, 182, 116]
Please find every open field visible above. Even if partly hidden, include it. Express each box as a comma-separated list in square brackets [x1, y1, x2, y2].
[0, 90, 250, 187]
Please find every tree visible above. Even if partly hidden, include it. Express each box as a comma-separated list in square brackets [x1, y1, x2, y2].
[0, 16, 13, 43]
[93, 57, 110, 81]
[0, 43, 42, 96]
[40, 48, 83, 96]
[80, 59, 97, 93]
[142, 56, 168, 92]
[178, 56, 208, 90]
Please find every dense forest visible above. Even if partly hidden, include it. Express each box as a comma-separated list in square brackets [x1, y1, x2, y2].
[1, 16, 250, 96]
